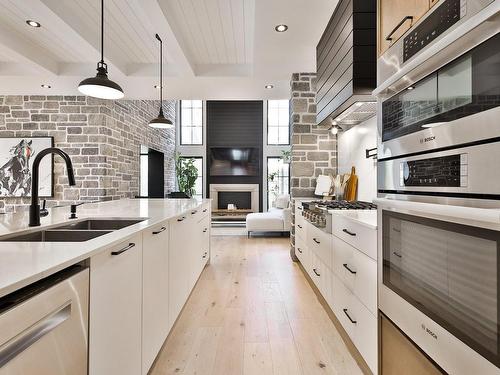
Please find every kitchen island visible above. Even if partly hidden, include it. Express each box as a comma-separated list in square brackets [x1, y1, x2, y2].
[0, 198, 211, 375]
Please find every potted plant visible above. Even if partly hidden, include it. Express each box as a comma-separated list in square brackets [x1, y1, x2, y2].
[281, 149, 291, 164]
[172, 152, 198, 198]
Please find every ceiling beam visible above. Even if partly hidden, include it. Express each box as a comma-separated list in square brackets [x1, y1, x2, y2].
[127, 0, 196, 77]
[38, 0, 127, 78]
[0, 22, 58, 76]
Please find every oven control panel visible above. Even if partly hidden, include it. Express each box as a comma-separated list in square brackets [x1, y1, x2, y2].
[403, 0, 465, 62]
[400, 154, 468, 187]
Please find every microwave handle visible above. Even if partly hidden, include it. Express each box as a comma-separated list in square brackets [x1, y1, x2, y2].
[386, 16, 413, 41]
[0, 301, 71, 368]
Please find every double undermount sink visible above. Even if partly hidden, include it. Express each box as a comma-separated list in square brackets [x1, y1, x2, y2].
[0, 218, 145, 243]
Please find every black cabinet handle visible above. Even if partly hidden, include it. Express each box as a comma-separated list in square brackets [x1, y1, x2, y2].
[297, 247, 303, 254]
[112, 242, 135, 256]
[313, 238, 320, 244]
[392, 227, 401, 233]
[191, 210, 198, 215]
[152, 227, 166, 235]
[342, 229, 356, 237]
[385, 16, 413, 41]
[343, 309, 357, 324]
[203, 208, 207, 213]
[393, 251, 402, 258]
[298, 206, 303, 210]
[313, 268, 321, 277]
[343, 263, 357, 274]
[297, 224, 303, 229]
[177, 216, 186, 222]
[203, 228, 208, 233]
[202, 252, 207, 259]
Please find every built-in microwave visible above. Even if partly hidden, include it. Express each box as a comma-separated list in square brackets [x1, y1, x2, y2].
[376, 198, 500, 374]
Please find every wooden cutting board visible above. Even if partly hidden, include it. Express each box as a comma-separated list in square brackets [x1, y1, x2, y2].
[344, 166, 358, 201]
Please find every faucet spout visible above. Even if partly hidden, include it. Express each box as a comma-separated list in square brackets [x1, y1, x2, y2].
[29, 147, 76, 227]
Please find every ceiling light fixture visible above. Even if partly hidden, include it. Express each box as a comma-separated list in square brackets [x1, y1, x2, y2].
[41, 84, 51, 89]
[26, 20, 41, 28]
[265, 84, 274, 89]
[149, 34, 173, 129]
[275, 24, 288, 32]
[407, 86, 414, 90]
[78, 0, 124, 100]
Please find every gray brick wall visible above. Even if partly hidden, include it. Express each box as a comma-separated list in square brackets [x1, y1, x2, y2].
[0, 95, 176, 213]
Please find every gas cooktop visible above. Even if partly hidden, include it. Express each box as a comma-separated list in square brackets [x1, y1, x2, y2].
[303, 200, 377, 210]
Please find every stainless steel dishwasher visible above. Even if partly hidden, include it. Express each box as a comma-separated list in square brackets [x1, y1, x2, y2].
[0, 265, 89, 375]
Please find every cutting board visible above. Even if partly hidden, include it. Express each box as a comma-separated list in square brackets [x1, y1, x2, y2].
[344, 166, 358, 201]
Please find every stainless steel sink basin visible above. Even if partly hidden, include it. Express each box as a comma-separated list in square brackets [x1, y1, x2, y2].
[0, 230, 113, 242]
[54, 218, 144, 231]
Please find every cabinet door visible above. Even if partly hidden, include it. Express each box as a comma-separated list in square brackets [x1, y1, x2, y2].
[142, 222, 169, 375]
[169, 214, 190, 328]
[378, 0, 429, 56]
[90, 235, 142, 375]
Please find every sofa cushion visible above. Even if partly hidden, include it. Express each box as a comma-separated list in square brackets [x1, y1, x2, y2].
[274, 194, 290, 209]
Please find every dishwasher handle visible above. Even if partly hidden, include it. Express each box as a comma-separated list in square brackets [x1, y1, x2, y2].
[0, 301, 72, 368]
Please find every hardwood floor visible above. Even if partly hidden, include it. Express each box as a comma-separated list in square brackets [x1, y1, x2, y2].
[151, 236, 363, 375]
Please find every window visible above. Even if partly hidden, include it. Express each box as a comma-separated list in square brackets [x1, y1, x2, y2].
[180, 100, 203, 145]
[181, 156, 203, 198]
[267, 157, 290, 209]
[267, 100, 290, 145]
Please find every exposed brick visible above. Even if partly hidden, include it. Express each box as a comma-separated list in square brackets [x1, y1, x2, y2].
[31, 114, 50, 122]
[11, 110, 29, 118]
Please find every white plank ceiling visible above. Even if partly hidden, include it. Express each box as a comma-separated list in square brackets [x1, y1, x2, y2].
[0, 0, 337, 99]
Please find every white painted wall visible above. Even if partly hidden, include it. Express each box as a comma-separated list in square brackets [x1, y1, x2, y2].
[337, 117, 377, 202]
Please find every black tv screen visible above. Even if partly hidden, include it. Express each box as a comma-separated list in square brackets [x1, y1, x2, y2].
[209, 148, 259, 176]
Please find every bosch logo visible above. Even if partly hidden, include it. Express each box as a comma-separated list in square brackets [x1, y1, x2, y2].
[421, 323, 437, 340]
[420, 136, 436, 144]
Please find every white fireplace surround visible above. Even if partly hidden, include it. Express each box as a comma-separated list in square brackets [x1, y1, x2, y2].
[210, 184, 259, 212]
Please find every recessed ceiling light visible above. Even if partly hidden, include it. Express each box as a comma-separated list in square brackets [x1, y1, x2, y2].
[41, 84, 51, 89]
[26, 20, 41, 28]
[265, 84, 274, 89]
[274, 24, 288, 32]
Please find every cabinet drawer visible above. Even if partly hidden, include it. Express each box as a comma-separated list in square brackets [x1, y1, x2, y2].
[332, 237, 377, 314]
[310, 253, 333, 307]
[295, 235, 310, 271]
[295, 207, 306, 240]
[332, 275, 377, 374]
[307, 223, 332, 269]
[332, 215, 376, 260]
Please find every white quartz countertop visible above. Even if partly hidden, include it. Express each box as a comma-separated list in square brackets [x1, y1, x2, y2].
[328, 209, 378, 229]
[0, 198, 210, 298]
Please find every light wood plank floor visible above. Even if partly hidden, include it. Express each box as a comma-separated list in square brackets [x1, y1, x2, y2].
[151, 236, 363, 375]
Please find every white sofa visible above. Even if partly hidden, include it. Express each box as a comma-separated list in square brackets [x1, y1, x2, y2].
[246, 195, 291, 237]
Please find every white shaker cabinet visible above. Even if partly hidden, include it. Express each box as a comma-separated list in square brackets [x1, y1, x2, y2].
[89, 235, 143, 375]
[142, 221, 170, 375]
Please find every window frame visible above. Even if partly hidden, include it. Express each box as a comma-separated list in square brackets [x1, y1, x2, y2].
[267, 100, 290, 146]
[180, 156, 204, 198]
[180, 100, 204, 146]
[266, 156, 290, 210]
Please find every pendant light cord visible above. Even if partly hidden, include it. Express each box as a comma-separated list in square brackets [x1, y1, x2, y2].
[101, 0, 104, 64]
[155, 34, 163, 106]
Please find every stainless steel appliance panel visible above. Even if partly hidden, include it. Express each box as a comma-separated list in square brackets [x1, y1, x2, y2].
[0, 267, 89, 375]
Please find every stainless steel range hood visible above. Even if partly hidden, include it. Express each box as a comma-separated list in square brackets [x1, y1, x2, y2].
[315, 0, 377, 129]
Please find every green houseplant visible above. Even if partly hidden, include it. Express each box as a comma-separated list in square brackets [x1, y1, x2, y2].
[174, 152, 198, 197]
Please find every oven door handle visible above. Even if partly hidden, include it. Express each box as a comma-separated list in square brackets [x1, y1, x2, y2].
[385, 15, 413, 41]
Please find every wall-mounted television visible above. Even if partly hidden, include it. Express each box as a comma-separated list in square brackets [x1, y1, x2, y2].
[209, 147, 259, 176]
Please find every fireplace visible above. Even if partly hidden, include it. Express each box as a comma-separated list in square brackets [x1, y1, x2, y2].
[210, 184, 259, 220]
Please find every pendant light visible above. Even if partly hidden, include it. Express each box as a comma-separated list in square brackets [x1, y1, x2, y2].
[78, 0, 124, 100]
[149, 34, 173, 128]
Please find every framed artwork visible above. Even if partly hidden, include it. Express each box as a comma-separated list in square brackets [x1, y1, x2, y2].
[0, 136, 54, 197]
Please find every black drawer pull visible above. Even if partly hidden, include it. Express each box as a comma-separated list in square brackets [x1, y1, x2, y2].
[343, 309, 357, 324]
[112, 242, 135, 256]
[313, 268, 321, 277]
[343, 263, 357, 274]
[297, 224, 303, 229]
[385, 15, 413, 41]
[297, 247, 303, 254]
[203, 208, 207, 213]
[342, 229, 356, 237]
[313, 238, 320, 244]
[393, 251, 402, 258]
[392, 227, 401, 233]
[203, 228, 208, 233]
[191, 210, 198, 215]
[202, 252, 207, 259]
[177, 216, 186, 222]
[152, 227, 166, 235]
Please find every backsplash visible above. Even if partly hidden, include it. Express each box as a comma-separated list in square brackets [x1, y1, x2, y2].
[0, 95, 176, 213]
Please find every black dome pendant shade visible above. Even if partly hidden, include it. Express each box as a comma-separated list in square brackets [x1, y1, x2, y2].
[149, 33, 173, 128]
[78, 0, 124, 100]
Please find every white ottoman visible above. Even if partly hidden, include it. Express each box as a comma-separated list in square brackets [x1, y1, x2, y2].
[246, 207, 291, 237]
